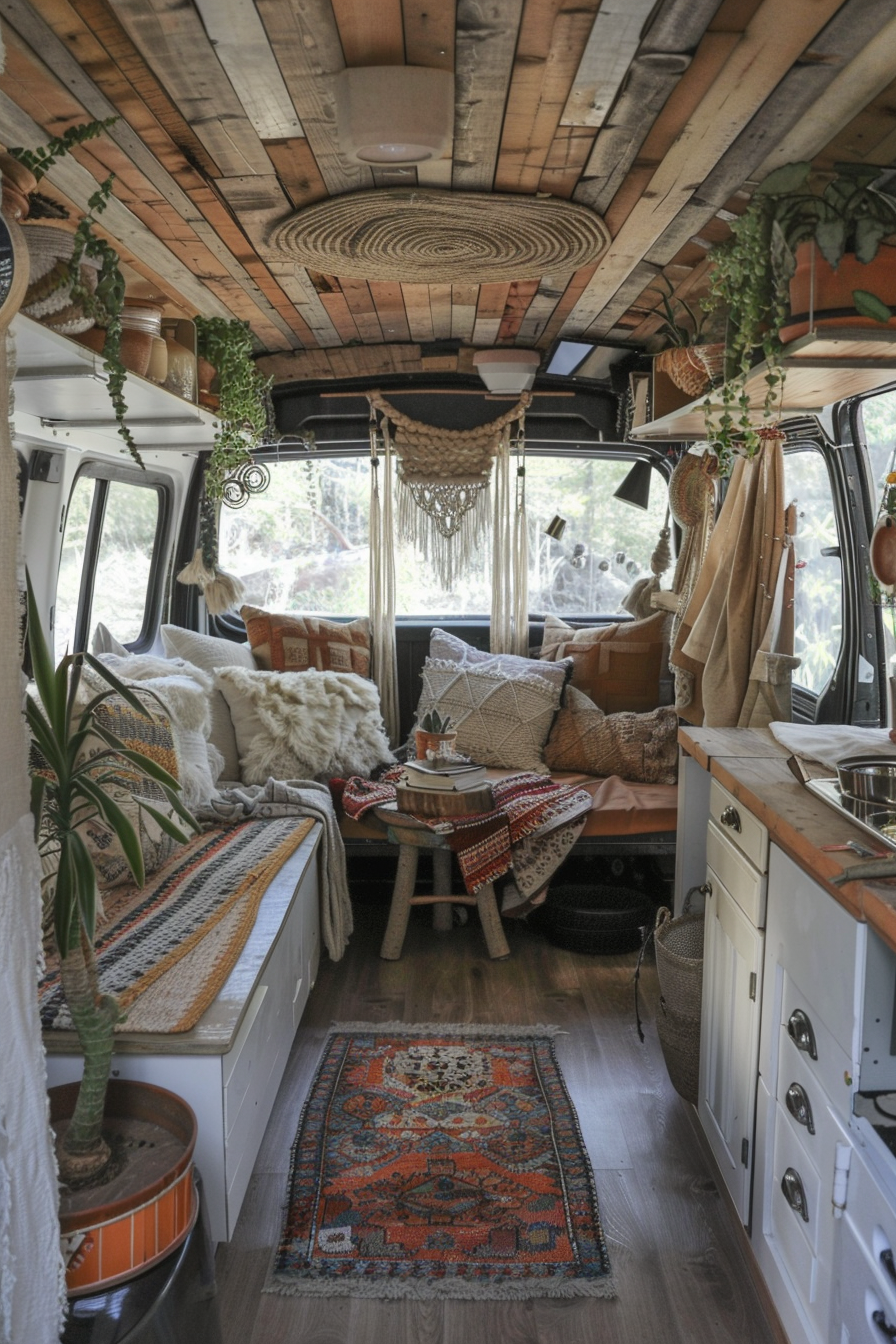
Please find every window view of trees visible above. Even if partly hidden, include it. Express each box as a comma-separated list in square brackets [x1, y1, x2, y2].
[217, 454, 672, 619]
[783, 446, 842, 698]
[862, 388, 896, 688]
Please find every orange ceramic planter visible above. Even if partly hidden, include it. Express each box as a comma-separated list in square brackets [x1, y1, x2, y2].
[50, 1079, 197, 1297]
[781, 242, 896, 343]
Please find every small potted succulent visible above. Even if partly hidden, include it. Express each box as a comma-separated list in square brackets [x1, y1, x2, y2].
[415, 709, 457, 760]
[647, 275, 726, 399]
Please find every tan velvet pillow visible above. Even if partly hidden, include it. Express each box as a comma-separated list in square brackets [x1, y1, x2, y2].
[545, 687, 678, 785]
[540, 610, 668, 713]
[241, 607, 371, 679]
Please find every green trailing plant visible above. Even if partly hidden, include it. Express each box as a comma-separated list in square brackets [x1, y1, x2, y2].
[7, 120, 142, 468]
[194, 316, 272, 501]
[704, 161, 896, 471]
[25, 574, 198, 1182]
[419, 709, 453, 735]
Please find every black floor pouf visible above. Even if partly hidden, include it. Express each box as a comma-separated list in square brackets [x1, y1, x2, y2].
[536, 884, 654, 954]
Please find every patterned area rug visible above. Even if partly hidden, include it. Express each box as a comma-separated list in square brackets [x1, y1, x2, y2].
[266, 1023, 615, 1300]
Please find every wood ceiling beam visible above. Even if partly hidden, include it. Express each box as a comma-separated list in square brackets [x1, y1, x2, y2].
[452, 0, 524, 192]
[255, 0, 371, 198]
[494, 0, 601, 195]
[400, 284, 435, 344]
[402, 0, 456, 70]
[331, 0, 405, 65]
[561, 0, 849, 338]
[560, 0, 658, 129]
[191, 0, 305, 142]
[113, 0, 273, 178]
[643, 0, 896, 268]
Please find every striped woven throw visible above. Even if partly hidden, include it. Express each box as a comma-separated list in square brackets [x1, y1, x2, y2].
[39, 817, 314, 1034]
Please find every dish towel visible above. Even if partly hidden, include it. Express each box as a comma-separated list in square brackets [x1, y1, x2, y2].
[770, 721, 896, 773]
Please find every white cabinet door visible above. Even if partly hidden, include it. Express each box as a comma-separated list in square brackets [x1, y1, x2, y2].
[699, 862, 764, 1224]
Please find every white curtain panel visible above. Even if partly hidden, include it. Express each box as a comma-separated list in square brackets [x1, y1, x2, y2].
[368, 419, 400, 744]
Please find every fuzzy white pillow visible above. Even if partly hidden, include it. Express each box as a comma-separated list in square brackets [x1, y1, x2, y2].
[216, 667, 394, 784]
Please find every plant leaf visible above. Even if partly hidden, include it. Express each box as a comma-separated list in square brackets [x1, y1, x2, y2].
[138, 800, 196, 844]
[24, 699, 67, 780]
[854, 216, 888, 265]
[853, 289, 892, 324]
[158, 783, 201, 833]
[53, 841, 78, 958]
[77, 777, 146, 887]
[756, 162, 811, 196]
[815, 218, 848, 269]
[82, 653, 155, 718]
[29, 773, 46, 842]
[68, 828, 98, 944]
[25, 573, 64, 737]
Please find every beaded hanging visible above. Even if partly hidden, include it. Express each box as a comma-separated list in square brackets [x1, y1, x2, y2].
[367, 390, 531, 589]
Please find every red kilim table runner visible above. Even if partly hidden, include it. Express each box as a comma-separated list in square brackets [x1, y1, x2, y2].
[266, 1023, 615, 1300]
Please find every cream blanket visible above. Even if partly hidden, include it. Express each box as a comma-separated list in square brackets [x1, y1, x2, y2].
[197, 779, 353, 961]
[770, 721, 896, 772]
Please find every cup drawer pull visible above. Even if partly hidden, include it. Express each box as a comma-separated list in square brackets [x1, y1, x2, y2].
[787, 1008, 818, 1060]
[785, 1082, 815, 1134]
[882, 1247, 896, 1285]
[719, 805, 741, 833]
[781, 1167, 810, 1222]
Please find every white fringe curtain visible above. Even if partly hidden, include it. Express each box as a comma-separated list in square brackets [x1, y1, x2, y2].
[368, 412, 400, 745]
[490, 420, 529, 656]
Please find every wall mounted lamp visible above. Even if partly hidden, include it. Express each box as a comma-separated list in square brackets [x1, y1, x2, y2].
[545, 515, 567, 540]
[613, 460, 653, 510]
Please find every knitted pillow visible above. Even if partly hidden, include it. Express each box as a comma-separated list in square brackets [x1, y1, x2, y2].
[160, 624, 256, 781]
[545, 687, 678, 784]
[242, 606, 371, 679]
[414, 657, 563, 774]
[539, 610, 668, 714]
[429, 627, 572, 694]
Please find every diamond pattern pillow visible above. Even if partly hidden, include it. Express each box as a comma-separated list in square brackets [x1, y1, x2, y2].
[415, 658, 563, 774]
[429, 627, 572, 694]
[545, 687, 678, 784]
[242, 606, 370, 679]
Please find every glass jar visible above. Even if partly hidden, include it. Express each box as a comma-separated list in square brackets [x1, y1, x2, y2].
[162, 339, 196, 400]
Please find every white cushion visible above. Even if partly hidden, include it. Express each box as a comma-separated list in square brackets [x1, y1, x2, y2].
[161, 625, 256, 781]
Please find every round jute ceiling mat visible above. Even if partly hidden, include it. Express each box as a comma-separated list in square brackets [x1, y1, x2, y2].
[268, 188, 610, 283]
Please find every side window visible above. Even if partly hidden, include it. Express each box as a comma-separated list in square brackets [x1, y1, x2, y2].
[55, 471, 164, 659]
[860, 388, 896, 704]
[784, 446, 842, 698]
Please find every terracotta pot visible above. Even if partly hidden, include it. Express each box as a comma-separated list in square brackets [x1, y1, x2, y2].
[782, 241, 896, 343]
[871, 514, 896, 588]
[20, 222, 101, 335]
[415, 729, 457, 760]
[49, 1078, 197, 1297]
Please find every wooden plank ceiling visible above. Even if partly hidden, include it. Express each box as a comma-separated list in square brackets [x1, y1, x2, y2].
[3, 0, 896, 389]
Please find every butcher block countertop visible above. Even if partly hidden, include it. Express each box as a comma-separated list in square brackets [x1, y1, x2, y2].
[679, 726, 896, 955]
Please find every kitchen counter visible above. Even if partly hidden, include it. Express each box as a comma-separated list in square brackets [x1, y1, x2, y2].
[679, 726, 896, 954]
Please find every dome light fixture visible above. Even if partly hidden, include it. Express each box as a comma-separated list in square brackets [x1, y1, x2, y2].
[472, 349, 541, 394]
[335, 67, 454, 165]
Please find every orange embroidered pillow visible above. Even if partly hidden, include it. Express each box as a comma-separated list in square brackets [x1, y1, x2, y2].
[241, 607, 371, 678]
[541, 610, 668, 714]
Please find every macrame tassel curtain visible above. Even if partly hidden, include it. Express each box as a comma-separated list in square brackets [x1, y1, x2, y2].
[368, 412, 400, 745]
[491, 417, 529, 656]
[367, 391, 531, 592]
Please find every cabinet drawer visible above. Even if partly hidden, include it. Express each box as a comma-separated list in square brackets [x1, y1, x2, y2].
[707, 820, 766, 926]
[847, 1138, 896, 1287]
[710, 779, 768, 874]
[838, 1206, 896, 1344]
[771, 1101, 823, 1259]
[779, 973, 855, 1125]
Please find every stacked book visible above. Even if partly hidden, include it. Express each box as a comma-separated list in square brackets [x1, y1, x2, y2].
[400, 759, 487, 792]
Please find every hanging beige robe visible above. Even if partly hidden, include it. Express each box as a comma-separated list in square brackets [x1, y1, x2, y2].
[670, 435, 798, 728]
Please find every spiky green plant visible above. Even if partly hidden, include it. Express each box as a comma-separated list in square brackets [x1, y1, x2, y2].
[25, 575, 198, 1182]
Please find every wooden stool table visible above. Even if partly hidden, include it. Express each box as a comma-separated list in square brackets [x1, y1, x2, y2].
[372, 805, 510, 961]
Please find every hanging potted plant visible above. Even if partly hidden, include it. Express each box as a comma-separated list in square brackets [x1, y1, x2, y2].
[24, 576, 201, 1293]
[176, 317, 273, 615]
[703, 160, 896, 471]
[6, 120, 144, 468]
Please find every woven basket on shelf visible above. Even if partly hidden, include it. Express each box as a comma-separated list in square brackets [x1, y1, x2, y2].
[20, 223, 100, 335]
[653, 901, 704, 1106]
[655, 343, 725, 398]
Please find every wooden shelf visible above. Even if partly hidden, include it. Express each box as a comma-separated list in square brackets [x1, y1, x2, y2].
[630, 329, 896, 441]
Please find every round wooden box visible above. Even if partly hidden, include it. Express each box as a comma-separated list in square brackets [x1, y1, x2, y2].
[394, 781, 493, 818]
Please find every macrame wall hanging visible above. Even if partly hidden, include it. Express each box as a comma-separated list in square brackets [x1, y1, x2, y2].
[177, 461, 272, 616]
[367, 390, 531, 589]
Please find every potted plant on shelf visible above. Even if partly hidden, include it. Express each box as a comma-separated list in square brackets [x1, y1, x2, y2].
[703, 160, 896, 470]
[5, 120, 143, 466]
[25, 576, 200, 1291]
[646, 274, 726, 399]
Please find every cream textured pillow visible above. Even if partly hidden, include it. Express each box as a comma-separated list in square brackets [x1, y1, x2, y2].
[545, 686, 678, 784]
[160, 625, 256, 781]
[216, 667, 394, 784]
[429, 627, 572, 694]
[415, 658, 563, 775]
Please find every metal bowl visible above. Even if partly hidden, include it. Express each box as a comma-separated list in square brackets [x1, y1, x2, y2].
[836, 756, 896, 809]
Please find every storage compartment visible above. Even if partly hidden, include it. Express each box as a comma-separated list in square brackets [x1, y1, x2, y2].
[709, 779, 769, 874]
[779, 972, 855, 1124]
[707, 819, 767, 926]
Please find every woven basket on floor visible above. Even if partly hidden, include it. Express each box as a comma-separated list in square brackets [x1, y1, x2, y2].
[653, 903, 704, 1105]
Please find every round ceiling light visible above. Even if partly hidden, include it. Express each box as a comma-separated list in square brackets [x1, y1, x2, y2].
[335, 67, 454, 165]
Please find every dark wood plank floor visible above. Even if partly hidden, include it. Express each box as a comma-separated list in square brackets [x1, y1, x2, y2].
[215, 900, 781, 1343]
